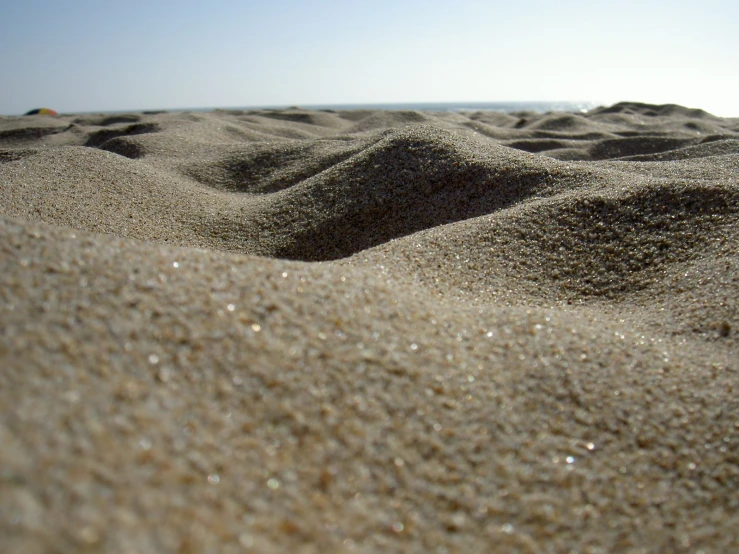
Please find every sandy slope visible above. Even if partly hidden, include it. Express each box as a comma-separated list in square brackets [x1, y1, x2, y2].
[1, 103, 738, 553]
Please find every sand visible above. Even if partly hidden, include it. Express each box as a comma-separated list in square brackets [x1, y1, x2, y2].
[1, 101, 738, 553]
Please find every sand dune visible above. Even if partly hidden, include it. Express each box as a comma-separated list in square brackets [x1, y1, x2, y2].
[1, 104, 738, 553]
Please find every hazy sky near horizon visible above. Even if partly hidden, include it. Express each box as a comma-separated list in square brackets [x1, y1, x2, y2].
[1, 0, 737, 116]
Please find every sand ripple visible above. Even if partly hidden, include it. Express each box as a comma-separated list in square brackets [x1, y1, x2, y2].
[1, 103, 738, 553]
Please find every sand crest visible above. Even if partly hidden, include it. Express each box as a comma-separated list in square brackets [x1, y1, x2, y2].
[1, 103, 738, 552]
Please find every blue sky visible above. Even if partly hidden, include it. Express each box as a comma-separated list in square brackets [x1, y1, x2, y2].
[1, 0, 737, 115]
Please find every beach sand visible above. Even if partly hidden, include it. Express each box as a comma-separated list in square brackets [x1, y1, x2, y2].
[1, 102, 738, 552]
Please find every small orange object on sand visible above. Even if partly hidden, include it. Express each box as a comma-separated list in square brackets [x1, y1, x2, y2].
[24, 108, 58, 115]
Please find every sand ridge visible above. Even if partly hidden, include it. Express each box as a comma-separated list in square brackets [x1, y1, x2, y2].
[1, 103, 738, 552]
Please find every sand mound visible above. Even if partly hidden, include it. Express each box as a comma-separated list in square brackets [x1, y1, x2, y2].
[615, 138, 739, 161]
[522, 113, 600, 133]
[1, 103, 738, 553]
[588, 136, 701, 160]
[184, 139, 374, 195]
[589, 101, 719, 120]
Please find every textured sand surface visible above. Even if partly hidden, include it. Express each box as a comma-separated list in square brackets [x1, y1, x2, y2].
[1, 102, 738, 553]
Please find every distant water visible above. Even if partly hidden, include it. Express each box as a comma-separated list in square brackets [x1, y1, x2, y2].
[219, 101, 598, 114]
[64, 101, 597, 117]
[307, 101, 595, 113]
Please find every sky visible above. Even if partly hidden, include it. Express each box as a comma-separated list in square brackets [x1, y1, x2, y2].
[1, 0, 738, 116]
